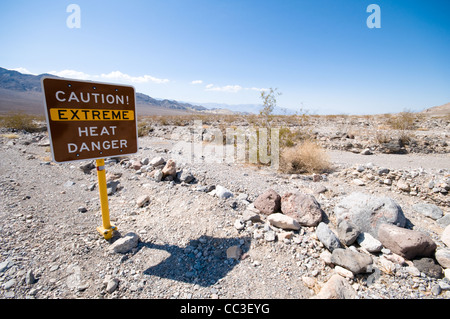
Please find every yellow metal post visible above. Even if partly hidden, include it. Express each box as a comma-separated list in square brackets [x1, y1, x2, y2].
[95, 159, 116, 240]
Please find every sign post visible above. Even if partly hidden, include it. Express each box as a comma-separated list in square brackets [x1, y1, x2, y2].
[95, 158, 116, 239]
[42, 77, 138, 239]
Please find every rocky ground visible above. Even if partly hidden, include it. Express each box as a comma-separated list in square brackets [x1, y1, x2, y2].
[0, 115, 449, 300]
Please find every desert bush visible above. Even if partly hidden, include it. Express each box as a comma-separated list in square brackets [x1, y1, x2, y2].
[385, 110, 417, 130]
[374, 130, 391, 144]
[137, 119, 153, 137]
[279, 140, 331, 174]
[0, 111, 39, 132]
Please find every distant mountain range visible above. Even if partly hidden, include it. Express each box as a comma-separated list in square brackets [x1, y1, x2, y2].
[0, 67, 210, 116]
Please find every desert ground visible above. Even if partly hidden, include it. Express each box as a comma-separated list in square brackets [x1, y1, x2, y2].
[0, 112, 449, 299]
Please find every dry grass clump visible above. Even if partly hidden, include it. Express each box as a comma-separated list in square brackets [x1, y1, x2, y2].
[0, 111, 40, 132]
[279, 140, 331, 174]
[385, 110, 417, 130]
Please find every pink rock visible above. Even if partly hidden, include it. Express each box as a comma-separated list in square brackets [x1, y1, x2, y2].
[378, 223, 437, 260]
[162, 159, 176, 178]
[442, 225, 450, 247]
[311, 274, 357, 299]
[253, 189, 281, 215]
[281, 192, 323, 227]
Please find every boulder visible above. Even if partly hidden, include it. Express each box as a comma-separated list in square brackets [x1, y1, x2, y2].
[214, 185, 233, 199]
[136, 195, 150, 207]
[356, 232, 383, 253]
[379, 139, 406, 154]
[130, 160, 142, 170]
[253, 189, 281, 215]
[413, 257, 443, 279]
[337, 220, 360, 246]
[316, 222, 342, 252]
[412, 203, 443, 220]
[267, 213, 300, 231]
[150, 156, 165, 167]
[435, 248, 450, 269]
[377, 223, 437, 260]
[330, 248, 373, 274]
[281, 192, 323, 227]
[441, 224, 450, 247]
[108, 233, 140, 254]
[162, 159, 177, 178]
[177, 170, 195, 183]
[334, 192, 406, 239]
[311, 274, 357, 299]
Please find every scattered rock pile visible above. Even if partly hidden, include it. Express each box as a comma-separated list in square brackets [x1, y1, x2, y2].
[0, 129, 449, 300]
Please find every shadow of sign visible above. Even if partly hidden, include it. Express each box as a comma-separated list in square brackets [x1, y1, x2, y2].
[141, 235, 251, 287]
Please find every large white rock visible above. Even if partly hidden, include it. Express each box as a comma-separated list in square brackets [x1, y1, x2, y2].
[267, 213, 301, 231]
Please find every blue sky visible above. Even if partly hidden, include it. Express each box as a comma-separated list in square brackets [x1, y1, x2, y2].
[1, 0, 449, 114]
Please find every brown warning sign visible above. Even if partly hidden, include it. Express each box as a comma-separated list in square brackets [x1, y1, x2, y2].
[41, 77, 138, 163]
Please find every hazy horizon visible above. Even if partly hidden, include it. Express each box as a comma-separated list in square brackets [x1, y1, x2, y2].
[1, 1, 449, 115]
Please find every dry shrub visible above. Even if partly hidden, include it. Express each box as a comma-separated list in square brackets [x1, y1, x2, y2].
[385, 111, 417, 130]
[279, 140, 331, 174]
[0, 111, 39, 132]
[137, 119, 153, 137]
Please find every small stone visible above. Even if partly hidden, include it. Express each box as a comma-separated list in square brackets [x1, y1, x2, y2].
[106, 278, 119, 294]
[311, 274, 357, 299]
[437, 214, 450, 228]
[331, 248, 373, 274]
[64, 181, 75, 187]
[320, 250, 333, 264]
[242, 210, 261, 223]
[178, 170, 195, 183]
[435, 248, 450, 268]
[162, 159, 177, 178]
[136, 195, 150, 208]
[441, 224, 450, 247]
[130, 160, 142, 170]
[334, 265, 354, 279]
[214, 185, 233, 199]
[3, 279, 16, 290]
[150, 156, 165, 167]
[413, 257, 443, 279]
[431, 284, 442, 296]
[337, 220, 360, 246]
[316, 222, 342, 252]
[412, 203, 443, 220]
[302, 276, 316, 288]
[264, 231, 276, 242]
[153, 169, 163, 182]
[226, 246, 242, 260]
[78, 206, 87, 213]
[405, 266, 421, 277]
[107, 180, 120, 195]
[108, 232, 140, 254]
[267, 213, 301, 231]
[0, 259, 13, 273]
[25, 270, 36, 285]
[397, 180, 410, 192]
[356, 232, 383, 253]
[234, 219, 245, 230]
[378, 168, 390, 175]
[353, 179, 365, 186]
